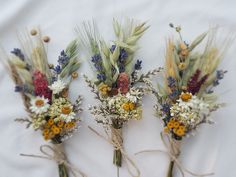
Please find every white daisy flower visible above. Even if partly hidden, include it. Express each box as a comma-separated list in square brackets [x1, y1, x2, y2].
[48, 79, 66, 94]
[60, 105, 76, 122]
[30, 96, 50, 114]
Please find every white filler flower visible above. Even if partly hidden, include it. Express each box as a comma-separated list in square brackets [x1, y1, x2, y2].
[49, 79, 66, 94]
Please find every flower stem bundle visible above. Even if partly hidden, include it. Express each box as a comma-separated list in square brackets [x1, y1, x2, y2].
[78, 19, 161, 176]
[1, 28, 83, 177]
[146, 24, 232, 177]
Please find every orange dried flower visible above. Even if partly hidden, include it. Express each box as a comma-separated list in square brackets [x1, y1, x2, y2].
[167, 122, 174, 129]
[61, 106, 72, 115]
[48, 118, 54, 125]
[180, 92, 192, 102]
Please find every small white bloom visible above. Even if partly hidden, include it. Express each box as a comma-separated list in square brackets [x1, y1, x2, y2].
[60, 105, 76, 122]
[126, 93, 137, 103]
[30, 96, 50, 114]
[61, 112, 76, 122]
[48, 79, 66, 94]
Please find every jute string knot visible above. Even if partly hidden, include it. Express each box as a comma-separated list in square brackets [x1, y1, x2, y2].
[20, 144, 86, 177]
[135, 132, 214, 177]
[88, 126, 140, 177]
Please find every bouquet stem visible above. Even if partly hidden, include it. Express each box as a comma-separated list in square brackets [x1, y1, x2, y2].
[112, 120, 123, 168]
[166, 160, 174, 177]
[52, 141, 69, 177]
[113, 148, 122, 167]
[165, 136, 181, 177]
[58, 163, 69, 177]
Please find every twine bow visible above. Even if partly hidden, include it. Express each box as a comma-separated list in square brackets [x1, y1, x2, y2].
[88, 126, 140, 177]
[20, 144, 86, 177]
[135, 132, 214, 177]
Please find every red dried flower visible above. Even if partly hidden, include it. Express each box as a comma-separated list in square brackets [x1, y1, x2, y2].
[117, 72, 129, 94]
[33, 70, 52, 100]
[187, 69, 208, 94]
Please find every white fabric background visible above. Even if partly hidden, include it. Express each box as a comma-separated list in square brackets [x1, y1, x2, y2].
[0, 0, 235, 177]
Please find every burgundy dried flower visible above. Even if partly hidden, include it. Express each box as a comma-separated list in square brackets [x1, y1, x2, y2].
[117, 72, 129, 94]
[108, 88, 118, 96]
[187, 69, 208, 94]
[33, 70, 52, 100]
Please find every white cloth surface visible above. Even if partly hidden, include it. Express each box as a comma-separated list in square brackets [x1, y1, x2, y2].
[0, 0, 236, 177]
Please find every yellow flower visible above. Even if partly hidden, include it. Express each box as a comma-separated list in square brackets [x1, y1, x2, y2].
[167, 122, 174, 129]
[98, 83, 111, 95]
[164, 127, 169, 133]
[178, 62, 187, 70]
[57, 121, 64, 128]
[43, 129, 49, 136]
[176, 129, 185, 136]
[128, 103, 135, 111]
[61, 106, 72, 115]
[173, 121, 180, 128]
[64, 123, 70, 129]
[52, 127, 60, 135]
[180, 92, 192, 102]
[178, 125, 186, 132]
[122, 102, 136, 111]
[122, 103, 130, 111]
[169, 118, 175, 123]
[44, 135, 49, 140]
[48, 118, 54, 126]
[51, 125, 57, 129]
[71, 72, 78, 79]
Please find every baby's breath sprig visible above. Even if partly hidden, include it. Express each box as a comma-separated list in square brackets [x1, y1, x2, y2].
[83, 74, 101, 100]
[136, 67, 163, 83]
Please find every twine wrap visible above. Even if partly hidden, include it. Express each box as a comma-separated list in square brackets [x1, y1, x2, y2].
[20, 143, 86, 177]
[135, 132, 214, 177]
[88, 126, 140, 177]
[111, 126, 123, 167]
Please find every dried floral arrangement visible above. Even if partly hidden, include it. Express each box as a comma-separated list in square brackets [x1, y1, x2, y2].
[78, 19, 162, 176]
[1, 29, 84, 177]
[143, 24, 232, 177]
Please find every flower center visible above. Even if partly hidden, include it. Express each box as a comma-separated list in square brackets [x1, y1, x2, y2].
[180, 93, 192, 102]
[35, 99, 44, 107]
[122, 102, 135, 111]
[61, 106, 71, 115]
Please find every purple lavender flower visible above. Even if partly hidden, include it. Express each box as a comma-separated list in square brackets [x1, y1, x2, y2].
[119, 63, 125, 72]
[169, 90, 179, 100]
[15, 85, 22, 92]
[119, 48, 128, 61]
[58, 50, 69, 65]
[91, 54, 102, 63]
[97, 73, 106, 81]
[161, 103, 170, 114]
[94, 63, 103, 71]
[110, 45, 116, 53]
[134, 60, 142, 70]
[110, 45, 128, 62]
[52, 76, 57, 82]
[167, 76, 176, 88]
[213, 70, 227, 86]
[11, 48, 25, 61]
[15, 84, 32, 94]
[54, 65, 61, 74]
